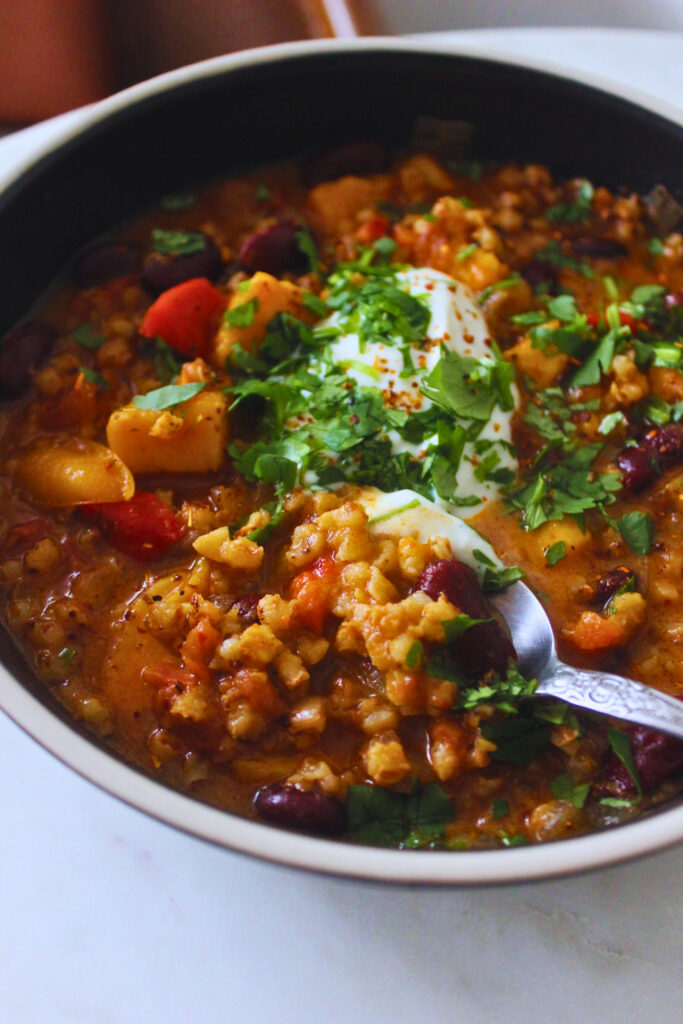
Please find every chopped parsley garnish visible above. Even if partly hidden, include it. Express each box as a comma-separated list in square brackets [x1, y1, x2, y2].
[153, 338, 181, 384]
[550, 772, 591, 808]
[78, 367, 109, 390]
[404, 640, 424, 669]
[133, 381, 205, 411]
[544, 540, 566, 566]
[482, 712, 553, 765]
[225, 249, 516, 509]
[295, 227, 320, 273]
[71, 324, 105, 349]
[545, 179, 594, 224]
[533, 240, 595, 279]
[151, 229, 206, 256]
[456, 242, 478, 261]
[346, 780, 455, 848]
[491, 799, 509, 820]
[608, 728, 642, 796]
[615, 510, 655, 556]
[421, 345, 515, 421]
[224, 298, 259, 328]
[456, 663, 537, 713]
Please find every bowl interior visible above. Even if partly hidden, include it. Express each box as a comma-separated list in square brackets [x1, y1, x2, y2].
[2, 46, 682, 339]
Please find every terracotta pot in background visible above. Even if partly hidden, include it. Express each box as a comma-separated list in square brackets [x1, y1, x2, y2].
[0, 0, 369, 126]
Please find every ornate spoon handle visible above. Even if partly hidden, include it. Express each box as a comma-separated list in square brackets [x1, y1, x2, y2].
[536, 656, 683, 740]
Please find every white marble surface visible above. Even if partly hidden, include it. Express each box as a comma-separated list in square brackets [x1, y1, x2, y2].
[1, 29, 683, 1024]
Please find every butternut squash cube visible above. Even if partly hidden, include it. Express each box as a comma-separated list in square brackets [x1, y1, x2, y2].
[106, 390, 228, 474]
[532, 518, 592, 560]
[213, 272, 310, 369]
[308, 174, 392, 233]
[506, 335, 570, 389]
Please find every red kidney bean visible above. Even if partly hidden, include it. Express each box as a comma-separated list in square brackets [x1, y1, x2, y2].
[73, 240, 141, 287]
[594, 725, 683, 798]
[238, 220, 308, 276]
[665, 292, 683, 310]
[520, 259, 558, 293]
[618, 424, 683, 492]
[254, 783, 347, 836]
[571, 236, 628, 259]
[415, 559, 515, 675]
[593, 567, 636, 608]
[616, 444, 657, 492]
[302, 140, 387, 187]
[141, 232, 223, 295]
[0, 321, 57, 398]
[643, 422, 683, 462]
[231, 592, 263, 625]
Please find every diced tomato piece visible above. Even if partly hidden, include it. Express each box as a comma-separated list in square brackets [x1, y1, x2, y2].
[139, 277, 226, 358]
[355, 215, 391, 244]
[290, 556, 336, 633]
[586, 311, 646, 332]
[180, 618, 221, 671]
[82, 492, 184, 560]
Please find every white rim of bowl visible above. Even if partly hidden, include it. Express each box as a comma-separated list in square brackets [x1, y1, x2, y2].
[1, 36, 682, 885]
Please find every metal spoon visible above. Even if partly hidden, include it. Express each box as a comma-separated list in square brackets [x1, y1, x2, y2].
[489, 581, 683, 740]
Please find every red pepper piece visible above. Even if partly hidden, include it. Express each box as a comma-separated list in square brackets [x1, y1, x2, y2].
[139, 277, 226, 358]
[82, 492, 184, 560]
[290, 556, 336, 633]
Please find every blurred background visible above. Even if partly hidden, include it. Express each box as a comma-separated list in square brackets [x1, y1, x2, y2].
[0, 0, 681, 126]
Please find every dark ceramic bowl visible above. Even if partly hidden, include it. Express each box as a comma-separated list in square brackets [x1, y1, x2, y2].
[1, 39, 682, 883]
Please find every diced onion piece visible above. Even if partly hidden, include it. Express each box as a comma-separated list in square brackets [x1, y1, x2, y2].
[14, 437, 134, 506]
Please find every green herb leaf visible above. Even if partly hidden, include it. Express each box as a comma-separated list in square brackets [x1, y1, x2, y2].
[346, 781, 455, 848]
[151, 229, 206, 256]
[367, 498, 420, 525]
[500, 832, 528, 847]
[421, 347, 514, 422]
[545, 179, 594, 224]
[224, 298, 259, 328]
[133, 381, 205, 410]
[457, 663, 537, 713]
[442, 614, 489, 643]
[547, 294, 581, 323]
[480, 563, 524, 593]
[456, 242, 478, 262]
[153, 337, 181, 384]
[616, 510, 655, 555]
[608, 727, 642, 796]
[597, 411, 625, 436]
[544, 540, 566, 566]
[302, 292, 327, 318]
[78, 367, 110, 390]
[71, 324, 105, 349]
[482, 713, 552, 764]
[492, 799, 509, 820]
[405, 641, 424, 669]
[550, 772, 591, 808]
[295, 227, 320, 273]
